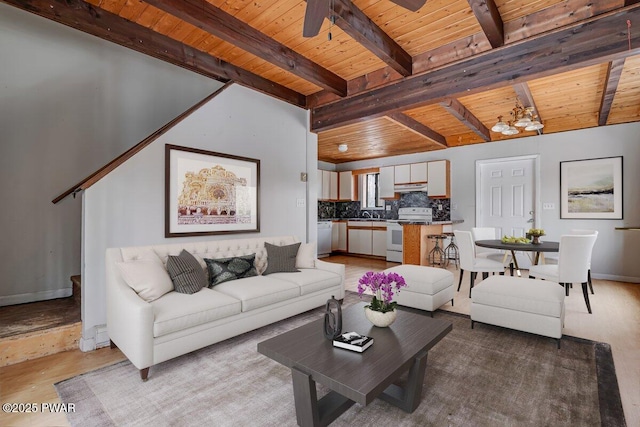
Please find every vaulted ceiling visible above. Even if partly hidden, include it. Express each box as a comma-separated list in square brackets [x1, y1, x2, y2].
[6, 0, 640, 163]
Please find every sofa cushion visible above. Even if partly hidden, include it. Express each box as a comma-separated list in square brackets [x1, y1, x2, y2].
[213, 275, 300, 312]
[204, 254, 258, 287]
[268, 269, 341, 296]
[151, 288, 242, 338]
[117, 258, 173, 302]
[295, 242, 316, 269]
[263, 242, 301, 275]
[166, 250, 208, 294]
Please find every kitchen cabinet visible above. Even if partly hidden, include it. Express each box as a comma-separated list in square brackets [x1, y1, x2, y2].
[395, 162, 428, 184]
[338, 171, 355, 201]
[347, 221, 386, 256]
[332, 221, 347, 251]
[318, 170, 338, 200]
[379, 166, 395, 198]
[410, 162, 428, 183]
[394, 164, 411, 184]
[348, 228, 372, 255]
[427, 160, 450, 198]
[372, 229, 387, 257]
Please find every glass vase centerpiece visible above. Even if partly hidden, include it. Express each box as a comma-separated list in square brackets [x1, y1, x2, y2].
[357, 271, 407, 327]
[526, 228, 545, 244]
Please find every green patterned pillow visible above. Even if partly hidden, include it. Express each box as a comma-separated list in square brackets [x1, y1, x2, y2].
[204, 254, 258, 287]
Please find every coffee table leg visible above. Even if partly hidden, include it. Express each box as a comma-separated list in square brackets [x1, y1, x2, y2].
[379, 350, 428, 413]
[291, 367, 355, 427]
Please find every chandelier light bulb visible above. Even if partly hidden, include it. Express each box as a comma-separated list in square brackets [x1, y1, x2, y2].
[338, 144, 348, 152]
[491, 116, 509, 132]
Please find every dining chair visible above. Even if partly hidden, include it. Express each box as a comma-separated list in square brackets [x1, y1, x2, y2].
[539, 229, 598, 294]
[454, 230, 505, 298]
[471, 227, 514, 273]
[528, 234, 598, 314]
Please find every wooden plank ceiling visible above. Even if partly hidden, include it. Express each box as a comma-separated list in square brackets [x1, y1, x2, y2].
[5, 0, 640, 163]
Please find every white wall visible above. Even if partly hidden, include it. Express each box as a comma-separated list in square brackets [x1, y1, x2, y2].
[0, 3, 220, 305]
[338, 123, 640, 282]
[82, 84, 314, 349]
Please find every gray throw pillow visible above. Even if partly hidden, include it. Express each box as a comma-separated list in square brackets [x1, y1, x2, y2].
[204, 254, 258, 287]
[166, 250, 208, 294]
[262, 242, 301, 275]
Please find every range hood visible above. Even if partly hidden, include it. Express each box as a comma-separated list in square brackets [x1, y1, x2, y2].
[393, 183, 428, 193]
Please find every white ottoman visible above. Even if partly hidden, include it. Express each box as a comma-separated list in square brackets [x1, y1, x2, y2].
[471, 275, 565, 346]
[383, 265, 454, 315]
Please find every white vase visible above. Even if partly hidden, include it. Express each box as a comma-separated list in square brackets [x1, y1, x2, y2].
[364, 307, 397, 327]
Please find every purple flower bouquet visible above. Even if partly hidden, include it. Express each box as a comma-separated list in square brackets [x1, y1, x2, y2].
[357, 271, 407, 313]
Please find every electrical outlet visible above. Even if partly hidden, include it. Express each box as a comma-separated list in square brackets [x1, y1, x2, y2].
[296, 198, 305, 208]
[543, 203, 555, 210]
[385, 205, 391, 211]
[438, 204, 443, 211]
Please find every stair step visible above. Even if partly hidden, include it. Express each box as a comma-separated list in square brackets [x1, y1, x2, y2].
[0, 322, 82, 367]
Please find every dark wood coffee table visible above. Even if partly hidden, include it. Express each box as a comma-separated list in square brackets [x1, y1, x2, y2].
[257, 302, 452, 426]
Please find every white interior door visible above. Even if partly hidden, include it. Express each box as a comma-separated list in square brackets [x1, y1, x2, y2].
[476, 156, 540, 266]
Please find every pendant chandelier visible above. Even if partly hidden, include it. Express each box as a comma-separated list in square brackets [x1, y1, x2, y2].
[491, 99, 544, 135]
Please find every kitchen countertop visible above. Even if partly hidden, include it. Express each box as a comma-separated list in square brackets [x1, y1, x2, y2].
[318, 218, 463, 224]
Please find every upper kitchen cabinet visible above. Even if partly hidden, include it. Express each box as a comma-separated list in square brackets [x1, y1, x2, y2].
[394, 162, 428, 184]
[427, 160, 451, 198]
[338, 171, 355, 201]
[379, 166, 395, 199]
[318, 170, 338, 200]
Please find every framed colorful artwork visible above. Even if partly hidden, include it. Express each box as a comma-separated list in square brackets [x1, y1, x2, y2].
[165, 144, 260, 237]
[560, 156, 622, 219]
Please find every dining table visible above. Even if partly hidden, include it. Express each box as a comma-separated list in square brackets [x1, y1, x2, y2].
[474, 239, 559, 275]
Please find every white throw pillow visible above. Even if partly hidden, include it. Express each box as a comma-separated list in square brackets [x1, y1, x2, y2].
[117, 258, 174, 302]
[296, 242, 316, 269]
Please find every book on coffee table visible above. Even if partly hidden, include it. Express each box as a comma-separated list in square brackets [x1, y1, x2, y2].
[333, 331, 373, 353]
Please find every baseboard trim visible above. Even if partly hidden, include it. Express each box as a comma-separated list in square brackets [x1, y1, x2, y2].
[79, 324, 110, 352]
[592, 273, 640, 283]
[0, 288, 72, 307]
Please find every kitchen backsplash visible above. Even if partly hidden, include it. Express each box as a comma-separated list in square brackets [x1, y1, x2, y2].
[318, 193, 450, 221]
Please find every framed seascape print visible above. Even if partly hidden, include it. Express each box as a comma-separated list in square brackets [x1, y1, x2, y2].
[165, 144, 260, 237]
[560, 156, 623, 219]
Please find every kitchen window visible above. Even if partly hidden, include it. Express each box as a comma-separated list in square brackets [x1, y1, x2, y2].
[360, 172, 383, 209]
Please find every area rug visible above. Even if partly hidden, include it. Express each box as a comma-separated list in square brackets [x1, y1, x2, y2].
[56, 292, 625, 426]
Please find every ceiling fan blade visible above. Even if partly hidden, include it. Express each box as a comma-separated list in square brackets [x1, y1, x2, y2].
[303, 0, 330, 38]
[390, 0, 426, 12]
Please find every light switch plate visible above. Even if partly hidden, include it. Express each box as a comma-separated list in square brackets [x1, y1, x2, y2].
[296, 198, 305, 208]
[543, 203, 555, 210]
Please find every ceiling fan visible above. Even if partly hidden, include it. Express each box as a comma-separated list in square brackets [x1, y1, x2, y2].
[303, 0, 427, 37]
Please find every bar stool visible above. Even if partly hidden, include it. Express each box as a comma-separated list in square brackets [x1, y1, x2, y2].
[427, 235, 447, 267]
[443, 232, 459, 269]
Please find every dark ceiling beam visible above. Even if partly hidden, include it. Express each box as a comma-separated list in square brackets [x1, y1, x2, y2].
[311, 5, 640, 131]
[145, 0, 346, 97]
[598, 59, 626, 126]
[467, 0, 504, 48]
[386, 113, 448, 148]
[439, 99, 490, 141]
[330, 0, 413, 77]
[513, 82, 544, 134]
[310, 0, 620, 108]
[2, 0, 305, 107]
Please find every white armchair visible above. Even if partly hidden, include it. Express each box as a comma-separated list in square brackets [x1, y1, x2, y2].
[528, 233, 598, 313]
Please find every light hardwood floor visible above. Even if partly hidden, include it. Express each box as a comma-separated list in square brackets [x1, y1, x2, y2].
[1, 255, 638, 426]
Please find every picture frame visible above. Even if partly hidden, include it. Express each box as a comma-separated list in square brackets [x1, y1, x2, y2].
[560, 156, 623, 219]
[165, 144, 260, 237]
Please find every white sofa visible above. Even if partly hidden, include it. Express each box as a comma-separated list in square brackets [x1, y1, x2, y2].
[106, 236, 344, 380]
